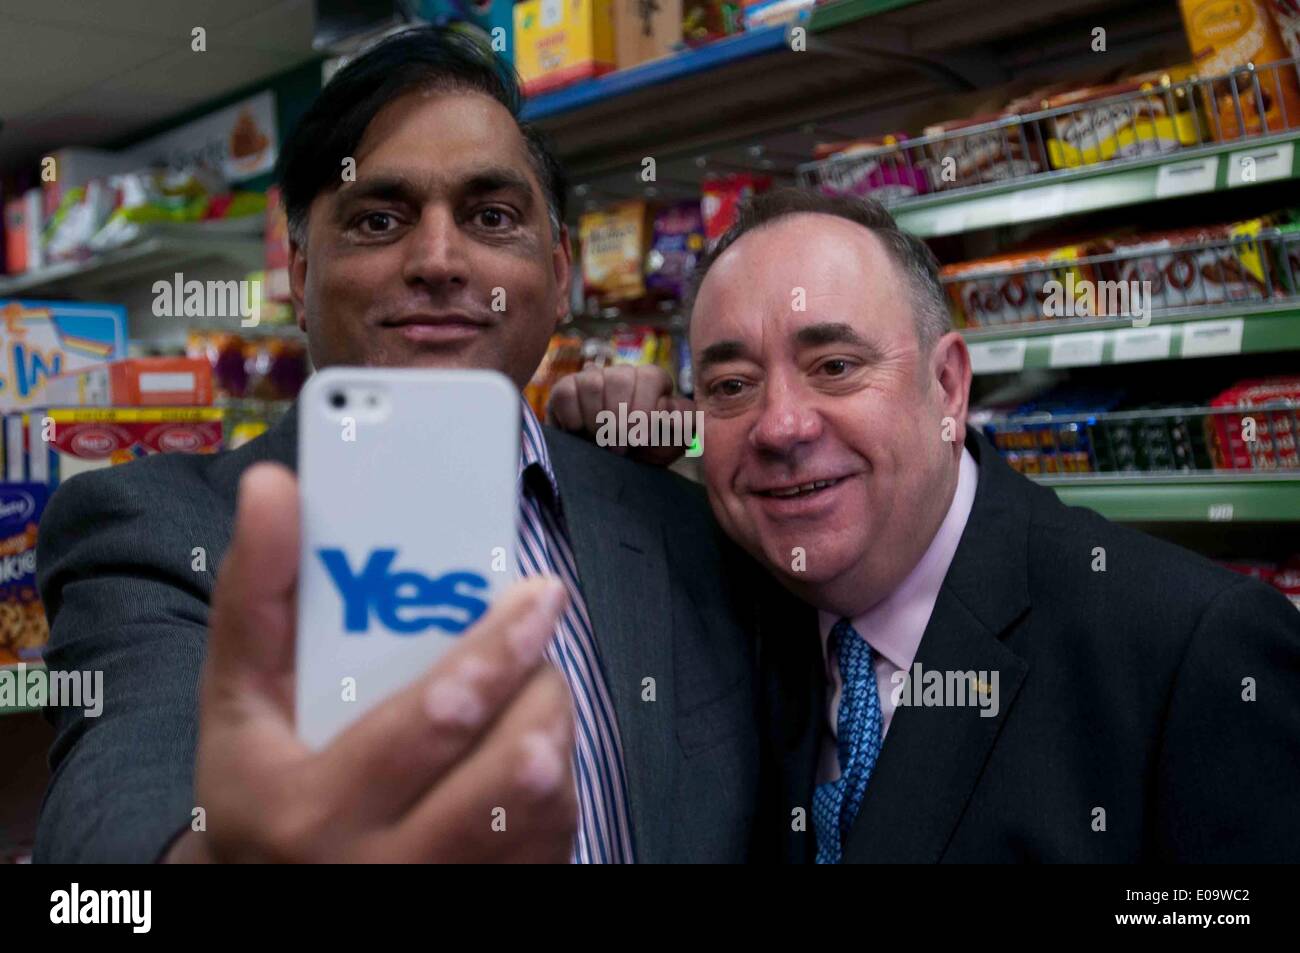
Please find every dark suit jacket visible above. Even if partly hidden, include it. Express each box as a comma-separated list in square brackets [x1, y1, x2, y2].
[759, 431, 1300, 863]
[35, 407, 765, 863]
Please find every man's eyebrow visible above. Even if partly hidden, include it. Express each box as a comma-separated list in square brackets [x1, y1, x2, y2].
[335, 174, 422, 207]
[795, 322, 889, 362]
[461, 166, 536, 201]
[698, 340, 750, 369]
[794, 322, 869, 348]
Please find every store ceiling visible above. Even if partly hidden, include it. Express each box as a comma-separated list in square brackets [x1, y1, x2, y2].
[0, 0, 319, 171]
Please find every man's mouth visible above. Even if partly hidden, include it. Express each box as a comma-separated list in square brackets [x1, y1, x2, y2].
[380, 312, 491, 343]
[754, 476, 847, 499]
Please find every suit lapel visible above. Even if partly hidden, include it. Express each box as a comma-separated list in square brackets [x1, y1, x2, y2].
[842, 432, 1033, 863]
[544, 431, 676, 863]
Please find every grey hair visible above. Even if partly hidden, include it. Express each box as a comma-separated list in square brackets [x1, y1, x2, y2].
[687, 188, 952, 351]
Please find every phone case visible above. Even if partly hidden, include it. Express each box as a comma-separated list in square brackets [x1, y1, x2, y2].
[296, 367, 519, 749]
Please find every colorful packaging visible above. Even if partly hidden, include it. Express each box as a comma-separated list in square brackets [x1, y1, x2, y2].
[1272, 557, 1300, 609]
[1267, 0, 1300, 58]
[525, 333, 585, 419]
[0, 300, 127, 410]
[941, 246, 1098, 328]
[923, 111, 1047, 188]
[611, 326, 660, 365]
[185, 331, 307, 402]
[264, 185, 292, 302]
[1042, 69, 1200, 169]
[1094, 220, 1272, 309]
[1209, 376, 1300, 469]
[614, 0, 682, 69]
[813, 135, 932, 203]
[3, 191, 45, 275]
[646, 202, 705, 299]
[35, 408, 224, 488]
[514, 0, 616, 95]
[41, 357, 213, 407]
[682, 0, 743, 44]
[701, 173, 771, 248]
[0, 482, 48, 666]
[1179, 0, 1300, 140]
[742, 0, 815, 28]
[580, 202, 650, 303]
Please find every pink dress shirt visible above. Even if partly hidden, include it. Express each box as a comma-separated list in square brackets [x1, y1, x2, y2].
[817, 448, 979, 783]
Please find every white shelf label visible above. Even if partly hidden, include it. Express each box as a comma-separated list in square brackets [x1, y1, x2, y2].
[1180, 318, 1245, 357]
[1008, 185, 1065, 222]
[1155, 156, 1219, 198]
[1112, 325, 1174, 363]
[1048, 331, 1106, 368]
[1208, 502, 1235, 522]
[931, 205, 968, 235]
[968, 339, 1027, 374]
[1226, 143, 1295, 187]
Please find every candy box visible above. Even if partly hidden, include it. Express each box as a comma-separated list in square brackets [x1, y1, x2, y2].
[580, 201, 650, 304]
[0, 482, 48, 666]
[701, 173, 771, 248]
[645, 202, 705, 299]
[813, 135, 931, 204]
[33, 407, 224, 488]
[941, 246, 1098, 329]
[0, 300, 126, 411]
[514, 0, 616, 95]
[41, 357, 213, 408]
[1042, 70, 1200, 170]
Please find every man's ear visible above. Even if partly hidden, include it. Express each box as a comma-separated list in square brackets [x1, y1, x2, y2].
[289, 238, 308, 334]
[931, 330, 972, 448]
[552, 223, 573, 330]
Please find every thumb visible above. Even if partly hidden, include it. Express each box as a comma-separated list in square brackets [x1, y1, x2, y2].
[208, 462, 300, 692]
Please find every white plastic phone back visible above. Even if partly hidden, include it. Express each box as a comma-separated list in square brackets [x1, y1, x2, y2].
[295, 367, 519, 749]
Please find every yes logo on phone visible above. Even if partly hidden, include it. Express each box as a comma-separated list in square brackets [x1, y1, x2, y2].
[317, 548, 489, 635]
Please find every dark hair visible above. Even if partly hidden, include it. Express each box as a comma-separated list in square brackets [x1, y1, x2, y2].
[688, 189, 952, 350]
[275, 26, 565, 246]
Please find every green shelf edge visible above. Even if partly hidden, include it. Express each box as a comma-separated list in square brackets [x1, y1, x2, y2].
[1, 662, 47, 716]
[1043, 479, 1300, 522]
[964, 307, 1300, 374]
[893, 132, 1300, 237]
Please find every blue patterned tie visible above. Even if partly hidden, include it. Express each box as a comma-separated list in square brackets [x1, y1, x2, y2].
[813, 618, 883, 864]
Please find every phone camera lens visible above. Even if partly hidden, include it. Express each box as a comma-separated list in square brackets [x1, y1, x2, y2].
[330, 391, 347, 409]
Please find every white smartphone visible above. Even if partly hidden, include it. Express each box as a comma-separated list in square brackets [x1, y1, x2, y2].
[295, 367, 519, 749]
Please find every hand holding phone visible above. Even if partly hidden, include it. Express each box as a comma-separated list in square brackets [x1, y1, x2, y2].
[172, 431, 577, 863]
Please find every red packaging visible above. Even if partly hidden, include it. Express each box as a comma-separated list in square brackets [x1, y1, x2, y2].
[701, 173, 771, 248]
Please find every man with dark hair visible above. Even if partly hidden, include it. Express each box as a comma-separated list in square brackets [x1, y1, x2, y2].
[553, 188, 1300, 863]
[36, 28, 769, 864]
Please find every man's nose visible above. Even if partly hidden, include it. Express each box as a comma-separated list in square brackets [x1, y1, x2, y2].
[402, 206, 469, 289]
[749, 379, 822, 455]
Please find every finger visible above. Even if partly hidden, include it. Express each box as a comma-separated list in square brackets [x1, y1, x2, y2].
[546, 375, 582, 431]
[572, 368, 609, 436]
[631, 366, 674, 417]
[384, 662, 578, 863]
[601, 365, 639, 421]
[206, 462, 301, 692]
[312, 576, 568, 823]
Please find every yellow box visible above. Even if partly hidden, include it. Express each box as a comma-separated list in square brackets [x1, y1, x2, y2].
[515, 0, 616, 95]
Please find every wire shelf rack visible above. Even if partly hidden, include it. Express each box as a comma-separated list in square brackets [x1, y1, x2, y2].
[798, 56, 1300, 205]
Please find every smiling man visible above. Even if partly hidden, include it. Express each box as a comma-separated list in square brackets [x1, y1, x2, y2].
[35, 28, 767, 864]
[553, 188, 1300, 863]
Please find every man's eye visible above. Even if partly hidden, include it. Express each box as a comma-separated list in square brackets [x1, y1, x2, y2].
[712, 379, 746, 398]
[357, 212, 396, 234]
[818, 359, 853, 377]
[474, 206, 515, 229]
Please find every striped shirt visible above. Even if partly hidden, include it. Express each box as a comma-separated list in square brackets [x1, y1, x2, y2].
[516, 400, 635, 863]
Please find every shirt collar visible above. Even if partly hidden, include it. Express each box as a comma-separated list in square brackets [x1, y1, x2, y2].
[519, 396, 561, 501]
[817, 446, 980, 672]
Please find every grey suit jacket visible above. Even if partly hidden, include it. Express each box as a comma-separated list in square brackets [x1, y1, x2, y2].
[35, 406, 768, 863]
